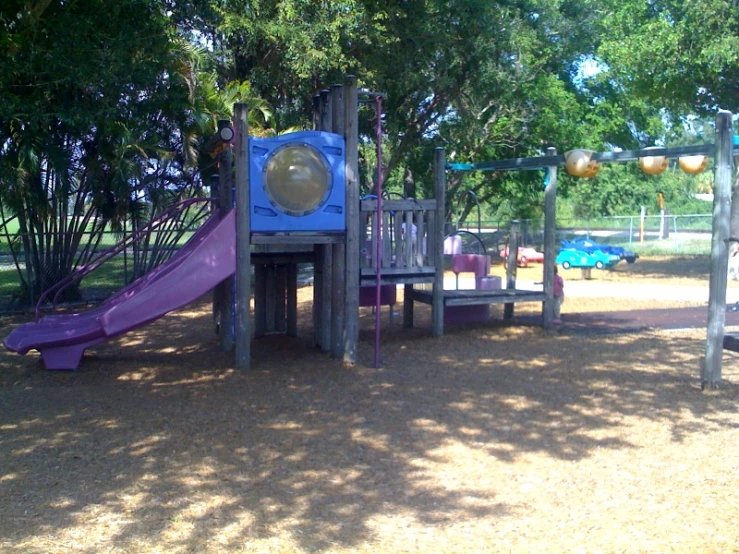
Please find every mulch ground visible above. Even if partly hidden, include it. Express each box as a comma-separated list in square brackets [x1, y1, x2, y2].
[2, 256, 739, 553]
[517, 304, 739, 334]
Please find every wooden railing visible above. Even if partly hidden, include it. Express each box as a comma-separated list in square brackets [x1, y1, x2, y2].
[359, 198, 438, 280]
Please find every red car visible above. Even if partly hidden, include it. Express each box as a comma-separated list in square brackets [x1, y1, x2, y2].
[499, 246, 545, 268]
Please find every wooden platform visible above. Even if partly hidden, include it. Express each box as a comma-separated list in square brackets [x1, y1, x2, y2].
[360, 267, 436, 286]
[411, 287, 547, 307]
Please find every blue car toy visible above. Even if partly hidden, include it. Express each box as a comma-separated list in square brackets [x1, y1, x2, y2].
[560, 237, 638, 264]
[556, 248, 621, 270]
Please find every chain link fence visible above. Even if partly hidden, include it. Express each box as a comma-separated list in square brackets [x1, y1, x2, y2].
[455, 213, 714, 257]
[0, 231, 129, 313]
[0, 212, 715, 314]
[0, 201, 213, 314]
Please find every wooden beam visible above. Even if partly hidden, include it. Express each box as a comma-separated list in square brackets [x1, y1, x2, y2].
[504, 221, 520, 319]
[331, 83, 346, 358]
[343, 76, 360, 364]
[217, 141, 234, 352]
[703, 110, 734, 390]
[253, 263, 266, 337]
[319, 244, 332, 352]
[360, 199, 436, 211]
[542, 147, 557, 328]
[287, 263, 298, 337]
[464, 144, 719, 172]
[319, 90, 331, 134]
[233, 102, 251, 369]
[312, 95, 325, 348]
[432, 148, 446, 337]
[251, 233, 345, 245]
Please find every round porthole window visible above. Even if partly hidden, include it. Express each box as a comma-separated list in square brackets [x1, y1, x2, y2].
[263, 143, 332, 216]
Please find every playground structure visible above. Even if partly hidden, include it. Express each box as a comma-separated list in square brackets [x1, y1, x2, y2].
[3, 76, 554, 371]
[2, 78, 736, 387]
[447, 111, 737, 390]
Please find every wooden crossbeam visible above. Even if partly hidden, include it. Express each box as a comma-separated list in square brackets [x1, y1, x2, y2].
[454, 143, 724, 172]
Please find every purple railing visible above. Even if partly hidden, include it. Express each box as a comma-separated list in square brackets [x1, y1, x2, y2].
[35, 198, 214, 319]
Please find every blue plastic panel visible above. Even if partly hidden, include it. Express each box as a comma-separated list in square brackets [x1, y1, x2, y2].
[249, 131, 346, 232]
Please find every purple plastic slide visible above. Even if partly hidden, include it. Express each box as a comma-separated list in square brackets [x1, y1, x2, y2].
[4, 209, 236, 370]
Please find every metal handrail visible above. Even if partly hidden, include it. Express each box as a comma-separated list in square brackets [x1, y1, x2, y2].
[444, 229, 488, 257]
[456, 190, 481, 235]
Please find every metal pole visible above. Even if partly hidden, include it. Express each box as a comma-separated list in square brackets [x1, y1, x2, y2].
[373, 94, 383, 369]
[432, 148, 446, 337]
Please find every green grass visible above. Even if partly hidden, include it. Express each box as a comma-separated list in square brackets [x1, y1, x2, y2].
[631, 238, 712, 256]
[0, 255, 153, 310]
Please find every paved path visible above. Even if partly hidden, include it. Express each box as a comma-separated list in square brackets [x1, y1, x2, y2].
[451, 276, 739, 304]
[516, 306, 739, 334]
[441, 277, 739, 332]
[514, 279, 739, 304]
[510, 280, 739, 333]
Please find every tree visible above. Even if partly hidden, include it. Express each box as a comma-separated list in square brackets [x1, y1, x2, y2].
[0, 0, 203, 302]
[592, 0, 739, 230]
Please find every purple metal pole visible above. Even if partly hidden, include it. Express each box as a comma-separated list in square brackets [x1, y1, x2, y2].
[374, 95, 383, 368]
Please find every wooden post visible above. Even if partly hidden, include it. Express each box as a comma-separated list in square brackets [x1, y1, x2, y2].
[312, 94, 325, 347]
[253, 263, 266, 337]
[504, 220, 520, 319]
[318, 89, 332, 352]
[287, 263, 298, 337]
[265, 265, 278, 332]
[218, 134, 234, 352]
[233, 103, 251, 369]
[319, 243, 332, 352]
[320, 89, 331, 133]
[312, 95, 320, 130]
[432, 148, 446, 337]
[274, 264, 287, 333]
[403, 283, 414, 328]
[211, 171, 221, 333]
[703, 109, 733, 390]
[543, 147, 557, 328]
[331, 83, 346, 358]
[403, 170, 416, 328]
[343, 76, 360, 364]
[312, 248, 323, 347]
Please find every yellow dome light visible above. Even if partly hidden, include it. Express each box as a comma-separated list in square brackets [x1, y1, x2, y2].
[639, 147, 668, 175]
[564, 149, 599, 177]
[582, 159, 601, 178]
[679, 155, 708, 175]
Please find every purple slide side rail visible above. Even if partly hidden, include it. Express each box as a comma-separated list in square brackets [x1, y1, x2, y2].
[4, 209, 236, 370]
[37, 211, 224, 326]
[36, 197, 213, 319]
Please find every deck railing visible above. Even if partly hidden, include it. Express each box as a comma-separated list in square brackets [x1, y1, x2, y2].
[359, 198, 437, 277]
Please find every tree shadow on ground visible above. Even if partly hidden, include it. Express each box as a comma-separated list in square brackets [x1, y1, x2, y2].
[1, 297, 738, 553]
